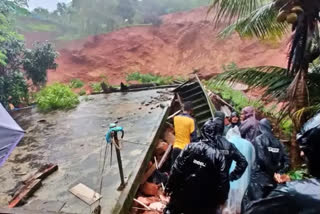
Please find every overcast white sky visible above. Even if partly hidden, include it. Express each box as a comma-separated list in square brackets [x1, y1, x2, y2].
[28, 0, 72, 11]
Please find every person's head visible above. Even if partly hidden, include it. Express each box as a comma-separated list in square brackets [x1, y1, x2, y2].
[231, 112, 239, 124]
[214, 111, 225, 121]
[183, 101, 193, 114]
[259, 118, 272, 134]
[241, 106, 255, 121]
[297, 114, 320, 178]
[224, 116, 230, 126]
[201, 117, 224, 141]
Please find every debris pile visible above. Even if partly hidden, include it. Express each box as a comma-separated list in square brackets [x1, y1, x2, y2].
[8, 163, 58, 208]
[130, 128, 174, 214]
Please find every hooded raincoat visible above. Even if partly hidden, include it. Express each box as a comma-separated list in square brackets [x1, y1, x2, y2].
[243, 114, 320, 214]
[164, 122, 230, 214]
[201, 117, 248, 181]
[242, 119, 290, 210]
[239, 107, 260, 143]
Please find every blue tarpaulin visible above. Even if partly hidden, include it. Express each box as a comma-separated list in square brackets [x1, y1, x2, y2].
[0, 103, 24, 167]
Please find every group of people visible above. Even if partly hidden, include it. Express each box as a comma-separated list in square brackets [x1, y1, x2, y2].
[163, 102, 320, 214]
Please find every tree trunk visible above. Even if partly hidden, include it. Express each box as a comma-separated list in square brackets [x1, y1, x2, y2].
[288, 67, 308, 167]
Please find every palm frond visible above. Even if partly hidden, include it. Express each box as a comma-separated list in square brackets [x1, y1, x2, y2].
[214, 64, 292, 100]
[209, 0, 266, 24]
[292, 103, 320, 126]
[219, 2, 289, 40]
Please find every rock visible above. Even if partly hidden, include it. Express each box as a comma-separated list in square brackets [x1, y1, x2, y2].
[163, 128, 175, 145]
[149, 202, 166, 212]
[155, 141, 169, 156]
[159, 195, 170, 204]
[136, 196, 152, 206]
[141, 182, 159, 196]
[142, 211, 159, 214]
[135, 196, 159, 207]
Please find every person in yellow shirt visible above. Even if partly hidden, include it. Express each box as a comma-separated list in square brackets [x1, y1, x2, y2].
[172, 101, 197, 166]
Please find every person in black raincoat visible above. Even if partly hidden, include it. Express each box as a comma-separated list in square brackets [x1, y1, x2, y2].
[230, 112, 241, 128]
[201, 114, 248, 182]
[243, 113, 320, 214]
[239, 106, 260, 143]
[242, 118, 291, 211]
[164, 120, 230, 214]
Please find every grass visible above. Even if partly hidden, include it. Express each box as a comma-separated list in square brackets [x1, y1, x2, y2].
[36, 83, 79, 112]
[26, 23, 57, 32]
[90, 82, 102, 93]
[69, 79, 84, 89]
[126, 72, 174, 85]
[78, 89, 86, 96]
[206, 81, 265, 113]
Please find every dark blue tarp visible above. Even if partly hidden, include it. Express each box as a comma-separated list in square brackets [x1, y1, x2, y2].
[0, 103, 24, 167]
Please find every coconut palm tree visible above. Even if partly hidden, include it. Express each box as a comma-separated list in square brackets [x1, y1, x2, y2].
[211, 0, 320, 124]
[209, 0, 320, 166]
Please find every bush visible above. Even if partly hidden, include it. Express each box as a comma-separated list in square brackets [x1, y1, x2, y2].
[70, 78, 84, 88]
[36, 83, 79, 112]
[90, 82, 102, 93]
[0, 71, 29, 109]
[126, 72, 173, 85]
[206, 81, 264, 113]
[78, 89, 86, 96]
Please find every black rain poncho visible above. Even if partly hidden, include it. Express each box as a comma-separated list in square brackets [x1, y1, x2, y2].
[201, 117, 248, 181]
[242, 119, 290, 208]
[242, 114, 320, 214]
[164, 122, 230, 214]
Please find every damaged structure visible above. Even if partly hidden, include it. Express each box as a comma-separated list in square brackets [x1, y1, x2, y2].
[0, 77, 234, 214]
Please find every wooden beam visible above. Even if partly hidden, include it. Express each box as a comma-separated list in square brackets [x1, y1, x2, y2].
[24, 164, 58, 184]
[9, 179, 42, 208]
[141, 145, 172, 184]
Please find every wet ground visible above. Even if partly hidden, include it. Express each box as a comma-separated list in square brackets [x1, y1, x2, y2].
[0, 89, 173, 213]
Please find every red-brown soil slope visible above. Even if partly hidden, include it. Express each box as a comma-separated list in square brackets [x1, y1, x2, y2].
[47, 7, 289, 85]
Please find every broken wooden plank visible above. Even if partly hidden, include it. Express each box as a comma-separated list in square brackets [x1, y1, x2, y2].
[133, 198, 151, 211]
[167, 110, 182, 120]
[141, 164, 157, 184]
[9, 179, 42, 208]
[24, 164, 58, 184]
[69, 183, 102, 205]
[158, 144, 172, 169]
[141, 144, 172, 184]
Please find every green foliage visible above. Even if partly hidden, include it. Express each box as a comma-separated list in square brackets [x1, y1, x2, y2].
[36, 83, 79, 112]
[207, 81, 264, 113]
[218, 2, 288, 40]
[26, 23, 57, 32]
[279, 117, 294, 138]
[126, 72, 174, 85]
[90, 82, 102, 93]
[69, 78, 84, 88]
[26, 0, 208, 38]
[23, 42, 58, 86]
[288, 168, 309, 181]
[0, 71, 28, 108]
[78, 89, 86, 96]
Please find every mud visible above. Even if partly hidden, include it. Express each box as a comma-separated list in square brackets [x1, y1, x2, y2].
[44, 7, 288, 88]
